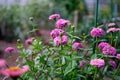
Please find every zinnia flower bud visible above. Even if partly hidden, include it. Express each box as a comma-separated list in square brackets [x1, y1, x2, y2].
[90, 28, 104, 37]
[25, 38, 33, 44]
[5, 47, 15, 53]
[54, 36, 61, 46]
[80, 61, 86, 67]
[62, 35, 68, 45]
[108, 23, 115, 27]
[116, 54, 120, 60]
[0, 59, 6, 67]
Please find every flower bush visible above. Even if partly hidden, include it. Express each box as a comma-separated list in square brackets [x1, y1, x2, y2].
[1, 14, 120, 80]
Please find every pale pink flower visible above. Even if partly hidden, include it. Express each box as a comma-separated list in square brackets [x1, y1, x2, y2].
[61, 35, 68, 45]
[56, 19, 70, 29]
[25, 38, 33, 44]
[116, 54, 120, 60]
[107, 28, 117, 33]
[0, 66, 29, 77]
[90, 59, 105, 68]
[109, 60, 117, 69]
[54, 36, 61, 46]
[49, 14, 60, 20]
[50, 29, 66, 39]
[108, 23, 115, 27]
[98, 42, 110, 50]
[72, 42, 83, 51]
[0, 59, 6, 67]
[90, 28, 104, 37]
[102, 45, 116, 56]
[5, 47, 15, 53]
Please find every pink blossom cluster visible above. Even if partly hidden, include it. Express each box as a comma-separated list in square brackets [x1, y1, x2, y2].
[107, 28, 120, 33]
[72, 42, 83, 51]
[98, 42, 116, 56]
[49, 14, 69, 46]
[107, 23, 116, 27]
[109, 60, 117, 69]
[49, 14, 60, 20]
[90, 58, 105, 68]
[0, 59, 29, 78]
[90, 28, 104, 37]
[5, 47, 15, 53]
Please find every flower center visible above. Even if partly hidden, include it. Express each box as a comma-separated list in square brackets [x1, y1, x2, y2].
[9, 66, 20, 71]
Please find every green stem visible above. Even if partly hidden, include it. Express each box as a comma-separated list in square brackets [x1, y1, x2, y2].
[93, 67, 97, 80]
[93, 0, 99, 54]
[113, 63, 120, 78]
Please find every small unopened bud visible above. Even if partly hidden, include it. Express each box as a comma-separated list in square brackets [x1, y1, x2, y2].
[29, 17, 33, 21]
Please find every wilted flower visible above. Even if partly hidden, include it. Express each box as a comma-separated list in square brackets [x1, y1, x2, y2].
[107, 28, 117, 33]
[102, 45, 116, 56]
[90, 59, 105, 68]
[56, 19, 70, 29]
[108, 23, 115, 27]
[5, 47, 15, 53]
[80, 61, 86, 67]
[72, 42, 83, 51]
[61, 35, 68, 45]
[49, 14, 60, 20]
[50, 29, 66, 39]
[90, 28, 104, 37]
[25, 38, 33, 44]
[109, 60, 117, 69]
[116, 54, 120, 60]
[0, 66, 29, 78]
[98, 42, 110, 50]
[0, 59, 6, 67]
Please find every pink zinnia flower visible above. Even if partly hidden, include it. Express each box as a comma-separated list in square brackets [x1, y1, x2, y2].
[116, 54, 120, 60]
[107, 28, 117, 33]
[5, 47, 15, 53]
[50, 29, 66, 39]
[90, 28, 104, 37]
[54, 36, 61, 46]
[90, 59, 105, 68]
[109, 60, 117, 69]
[55, 19, 70, 29]
[0, 66, 29, 78]
[80, 61, 86, 67]
[108, 23, 115, 27]
[102, 45, 116, 56]
[0, 59, 6, 67]
[25, 38, 33, 44]
[72, 42, 83, 51]
[61, 35, 68, 45]
[98, 42, 110, 50]
[49, 14, 60, 20]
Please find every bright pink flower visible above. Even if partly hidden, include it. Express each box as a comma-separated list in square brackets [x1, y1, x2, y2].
[49, 14, 60, 20]
[0, 59, 6, 67]
[102, 45, 116, 56]
[108, 23, 115, 27]
[62, 35, 68, 45]
[72, 42, 83, 51]
[109, 60, 117, 69]
[90, 59, 105, 68]
[90, 28, 104, 37]
[98, 42, 110, 50]
[50, 29, 66, 39]
[116, 54, 120, 60]
[80, 61, 86, 67]
[107, 28, 117, 33]
[5, 47, 15, 53]
[54, 36, 61, 46]
[0, 66, 29, 77]
[25, 38, 33, 44]
[55, 19, 70, 29]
